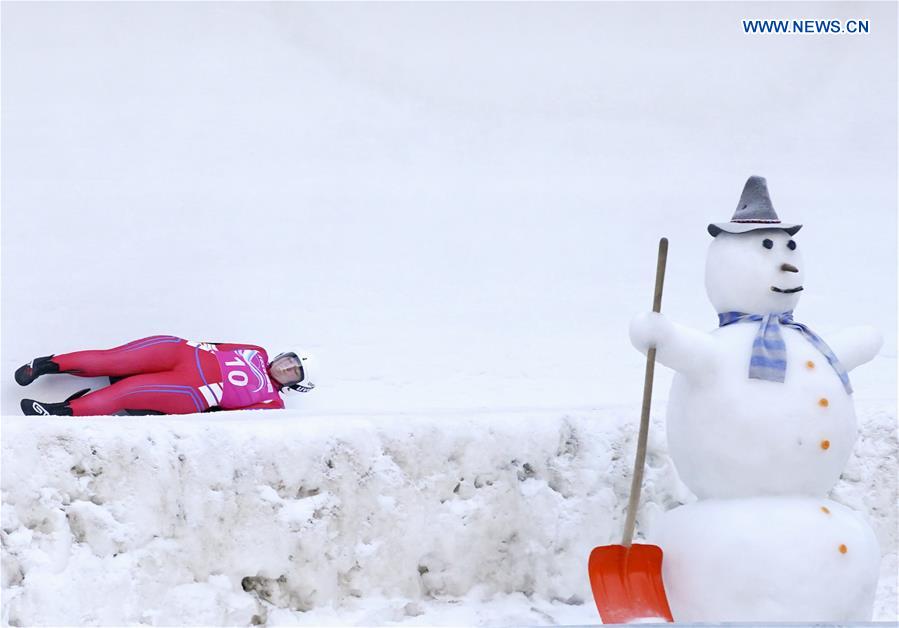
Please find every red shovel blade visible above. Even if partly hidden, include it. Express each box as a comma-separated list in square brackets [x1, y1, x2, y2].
[588, 543, 674, 624]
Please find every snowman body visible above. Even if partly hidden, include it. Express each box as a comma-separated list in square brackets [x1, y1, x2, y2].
[630, 224, 883, 622]
[667, 323, 856, 499]
[654, 497, 880, 622]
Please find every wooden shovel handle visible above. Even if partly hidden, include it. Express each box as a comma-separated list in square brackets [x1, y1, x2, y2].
[622, 237, 668, 547]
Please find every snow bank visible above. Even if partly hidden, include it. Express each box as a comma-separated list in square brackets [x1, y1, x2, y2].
[2, 404, 895, 625]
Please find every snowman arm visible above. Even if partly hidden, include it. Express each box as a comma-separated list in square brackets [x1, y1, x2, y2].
[630, 312, 720, 379]
[826, 326, 883, 372]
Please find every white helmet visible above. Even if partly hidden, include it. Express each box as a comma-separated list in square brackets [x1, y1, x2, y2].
[269, 351, 316, 392]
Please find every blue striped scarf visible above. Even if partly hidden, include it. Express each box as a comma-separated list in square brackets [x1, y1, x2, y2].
[718, 311, 852, 394]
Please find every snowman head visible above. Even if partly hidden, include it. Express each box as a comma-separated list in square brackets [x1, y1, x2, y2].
[705, 229, 804, 314]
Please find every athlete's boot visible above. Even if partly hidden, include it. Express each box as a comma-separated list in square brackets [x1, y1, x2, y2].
[20, 388, 90, 416]
[15, 355, 61, 386]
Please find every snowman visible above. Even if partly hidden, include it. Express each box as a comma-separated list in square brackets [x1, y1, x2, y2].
[629, 176, 883, 622]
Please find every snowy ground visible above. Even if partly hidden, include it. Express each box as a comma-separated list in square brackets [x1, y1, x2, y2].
[2, 404, 896, 625]
[2, 1, 897, 625]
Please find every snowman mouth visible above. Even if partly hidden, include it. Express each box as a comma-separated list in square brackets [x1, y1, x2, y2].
[771, 286, 804, 294]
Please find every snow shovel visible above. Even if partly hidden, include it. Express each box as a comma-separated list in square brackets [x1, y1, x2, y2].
[588, 237, 674, 624]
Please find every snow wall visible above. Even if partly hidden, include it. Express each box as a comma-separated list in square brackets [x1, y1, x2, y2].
[2, 2, 897, 625]
[2, 405, 897, 625]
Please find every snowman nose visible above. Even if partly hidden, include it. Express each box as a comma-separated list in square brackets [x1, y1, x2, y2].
[781, 263, 799, 273]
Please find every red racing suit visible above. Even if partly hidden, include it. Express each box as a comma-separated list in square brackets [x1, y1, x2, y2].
[52, 335, 286, 416]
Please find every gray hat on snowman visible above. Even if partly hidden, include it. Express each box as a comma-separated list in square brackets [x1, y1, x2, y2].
[708, 176, 802, 237]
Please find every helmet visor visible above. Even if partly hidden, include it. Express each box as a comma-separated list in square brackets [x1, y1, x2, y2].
[269, 352, 305, 387]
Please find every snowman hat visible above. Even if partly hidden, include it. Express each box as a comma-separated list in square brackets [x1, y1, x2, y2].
[708, 176, 802, 237]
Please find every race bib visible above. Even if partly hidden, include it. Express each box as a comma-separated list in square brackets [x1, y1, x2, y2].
[214, 349, 281, 409]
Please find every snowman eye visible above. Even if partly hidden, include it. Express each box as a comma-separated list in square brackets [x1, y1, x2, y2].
[762, 239, 774, 249]
[787, 240, 797, 250]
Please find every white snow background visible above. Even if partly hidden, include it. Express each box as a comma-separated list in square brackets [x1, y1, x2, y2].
[1, 2, 896, 625]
